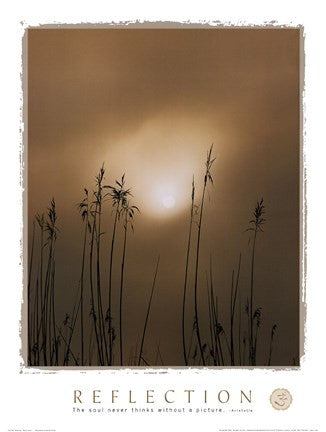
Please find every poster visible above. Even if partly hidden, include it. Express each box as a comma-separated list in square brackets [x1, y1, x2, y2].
[1, 2, 325, 432]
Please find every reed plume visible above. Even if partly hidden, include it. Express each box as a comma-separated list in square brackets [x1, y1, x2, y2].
[246, 198, 265, 365]
[104, 174, 131, 365]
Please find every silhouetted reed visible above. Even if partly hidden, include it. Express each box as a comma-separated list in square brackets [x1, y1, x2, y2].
[230, 254, 241, 366]
[118, 197, 139, 365]
[27, 155, 286, 367]
[182, 176, 195, 366]
[138, 256, 160, 366]
[268, 324, 277, 366]
[246, 198, 265, 365]
[77, 188, 90, 366]
[88, 169, 104, 365]
[28, 221, 35, 365]
[29, 199, 58, 366]
[104, 174, 131, 365]
[94, 165, 108, 364]
[193, 144, 215, 366]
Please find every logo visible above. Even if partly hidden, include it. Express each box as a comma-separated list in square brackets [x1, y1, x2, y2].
[270, 388, 292, 410]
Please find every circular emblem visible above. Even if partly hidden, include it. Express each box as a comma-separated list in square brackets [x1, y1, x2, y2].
[270, 388, 292, 410]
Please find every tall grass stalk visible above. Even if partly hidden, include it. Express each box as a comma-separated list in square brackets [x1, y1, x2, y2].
[89, 187, 103, 365]
[208, 263, 220, 365]
[64, 284, 82, 365]
[245, 298, 250, 365]
[45, 199, 58, 365]
[35, 199, 58, 365]
[50, 256, 58, 365]
[28, 221, 36, 365]
[78, 188, 90, 366]
[119, 211, 128, 366]
[230, 254, 241, 366]
[268, 324, 277, 366]
[186, 318, 196, 365]
[253, 307, 262, 365]
[182, 176, 195, 366]
[94, 166, 109, 364]
[32, 277, 40, 364]
[246, 198, 265, 365]
[58, 325, 79, 365]
[88, 324, 95, 366]
[119, 198, 139, 365]
[238, 296, 242, 365]
[138, 256, 160, 366]
[105, 174, 131, 365]
[214, 295, 224, 366]
[206, 273, 215, 365]
[35, 214, 45, 364]
[194, 145, 215, 366]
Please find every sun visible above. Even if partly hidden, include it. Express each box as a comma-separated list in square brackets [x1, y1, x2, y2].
[106, 115, 217, 219]
[161, 195, 176, 209]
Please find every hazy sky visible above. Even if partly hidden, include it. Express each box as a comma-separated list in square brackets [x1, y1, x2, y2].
[28, 28, 300, 366]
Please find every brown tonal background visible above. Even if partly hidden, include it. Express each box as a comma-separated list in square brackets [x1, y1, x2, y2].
[27, 28, 300, 367]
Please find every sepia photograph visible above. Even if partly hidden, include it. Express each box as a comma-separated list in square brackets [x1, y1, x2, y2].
[27, 27, 301, 367]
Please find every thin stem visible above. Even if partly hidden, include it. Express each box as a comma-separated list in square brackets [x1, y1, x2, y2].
[39, 219, 45, 364]
[28, 221, 36, 365]
[230, 253, 241, 366]
[96, 184, 109, 365]
[249, 228, 257, 365]
[193, 145, 215, 366]
[186, 319, 196, 365]
[230, 270, 235, 365]
[247, 198, 265, 365]
[182, 177, 195, 366]
[119, 212, 128, 365]
[268, 325, 277, 366]
[238, 296, 242, 366]
[209, 264, 219, 365]
[214, 296, 224, 366]
[108, 207, 119, 365]
[57, 326, 79, 366]
[89, 202, 103, 365]
[64, 288, 82, 365]
[206, 272, 215, 365]
[80, 210, 88, 366]
[194, 181, 207, 366]
[138, 256, 160, 366]
[51, 254, 58, 365]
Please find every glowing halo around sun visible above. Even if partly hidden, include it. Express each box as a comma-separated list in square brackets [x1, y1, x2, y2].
[104, 114, 219, 219]
[161, 195, 176, 209]
[146, 181, 187, 217]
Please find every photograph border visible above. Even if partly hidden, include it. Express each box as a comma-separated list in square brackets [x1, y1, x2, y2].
[20, 21, 305, 373]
